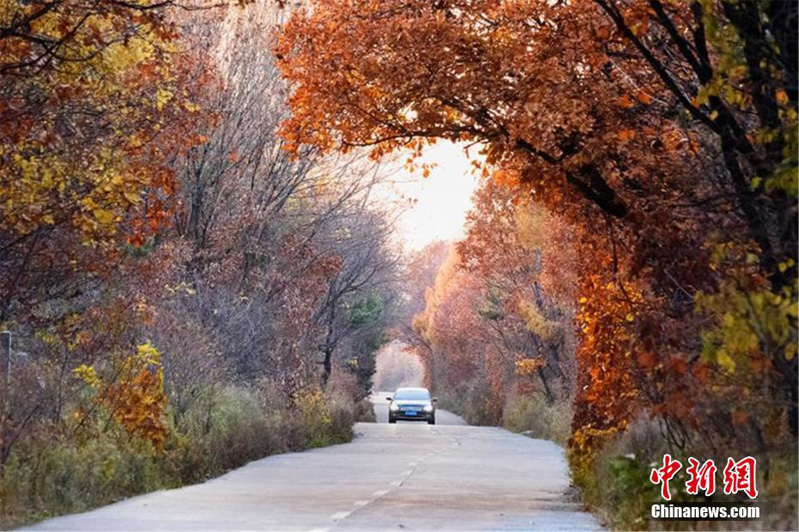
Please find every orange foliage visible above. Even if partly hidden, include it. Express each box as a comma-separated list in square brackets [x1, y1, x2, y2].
[276, 0, 797, 467]
[75, 343, 168, 452]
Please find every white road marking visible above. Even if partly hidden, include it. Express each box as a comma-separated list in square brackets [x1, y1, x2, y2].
[353, 500, 369, 507]
[330, 511, 352, 521]
[401, 469, 413, 476]
[389, 480, 402, 487]
[372, 489, 389, 497]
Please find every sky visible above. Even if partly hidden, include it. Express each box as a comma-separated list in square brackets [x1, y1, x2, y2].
[378, 141, 480, 251]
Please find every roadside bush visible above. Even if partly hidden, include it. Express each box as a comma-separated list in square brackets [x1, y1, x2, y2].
[354, 396, 377, 423]
[436, 379, 499, 426]
[327, 369, 376, 424]
[295, 388, 336, 448]
[291, 371, 373, 448]
[167, 385, 283, 480]
[574, 418, 664, 531]
[502, 393, 571, 446]
[0, 378, 364, 529]
[0, 429, 166, 527]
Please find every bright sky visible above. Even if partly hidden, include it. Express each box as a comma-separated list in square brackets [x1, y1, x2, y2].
[379, 141, 480, 251]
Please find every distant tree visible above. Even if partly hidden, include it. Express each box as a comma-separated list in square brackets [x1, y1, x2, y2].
[412, 182, 574, 423]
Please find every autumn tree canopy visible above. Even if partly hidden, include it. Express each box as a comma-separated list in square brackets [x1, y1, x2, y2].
[276, 0, 798, 472]
[0, 0, 214, 321]
[412, 182, 576, 426]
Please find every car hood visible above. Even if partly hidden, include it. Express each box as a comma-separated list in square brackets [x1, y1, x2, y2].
[392, 400, 432, 407]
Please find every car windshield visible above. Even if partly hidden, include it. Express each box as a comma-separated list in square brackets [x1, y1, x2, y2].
[394, 389, 430, 400]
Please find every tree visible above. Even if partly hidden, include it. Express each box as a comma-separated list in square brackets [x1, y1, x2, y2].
[0, 0, 214, 322]
[0, 0, 402, 489]
[152, 6, 404, 393]
[0, 0, 219, 469]
[393, 240, 449, 386]
[313, 206, 401, 385]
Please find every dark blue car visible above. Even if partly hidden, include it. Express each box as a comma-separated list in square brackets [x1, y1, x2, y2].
[387, 387, 437, 424]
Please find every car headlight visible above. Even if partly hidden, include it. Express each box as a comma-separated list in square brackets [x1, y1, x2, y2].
[423, 403, 434, 412]
[389, 402, 399, 411]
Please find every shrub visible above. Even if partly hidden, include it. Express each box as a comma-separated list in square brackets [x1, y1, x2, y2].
[0, 431, 165, 529]
[502, 393, 572, 446]
[0, 378, 363, 529]
[436, 379, 501, 426]
[295, 388, 336, 448]
[169, 385, 281, 478]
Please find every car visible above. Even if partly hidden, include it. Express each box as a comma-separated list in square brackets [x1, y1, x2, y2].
[387, 387, 437, 424]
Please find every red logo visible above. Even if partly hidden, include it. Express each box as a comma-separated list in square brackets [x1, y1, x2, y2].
[650, 455, 758, 500]
[722, 456, 758, 499]
[650, 454, 682, 501]
[685, 457, 717, 496]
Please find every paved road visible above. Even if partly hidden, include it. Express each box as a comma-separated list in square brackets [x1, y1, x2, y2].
[28, 394, 600, 531]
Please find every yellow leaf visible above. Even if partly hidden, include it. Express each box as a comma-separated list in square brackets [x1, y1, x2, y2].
[786, 343, 796, 361]
[155, 88, 173, 111]
[93, 209, 115, 224]
[717, 350, 736, 372]
[124, 191, 142, 204]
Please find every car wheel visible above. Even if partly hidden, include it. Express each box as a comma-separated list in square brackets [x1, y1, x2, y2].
[388, 418, 396, 424]
[428, 418, 435, 425]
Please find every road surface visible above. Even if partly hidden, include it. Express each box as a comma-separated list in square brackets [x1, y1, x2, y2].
[27, 393, 601, 531]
